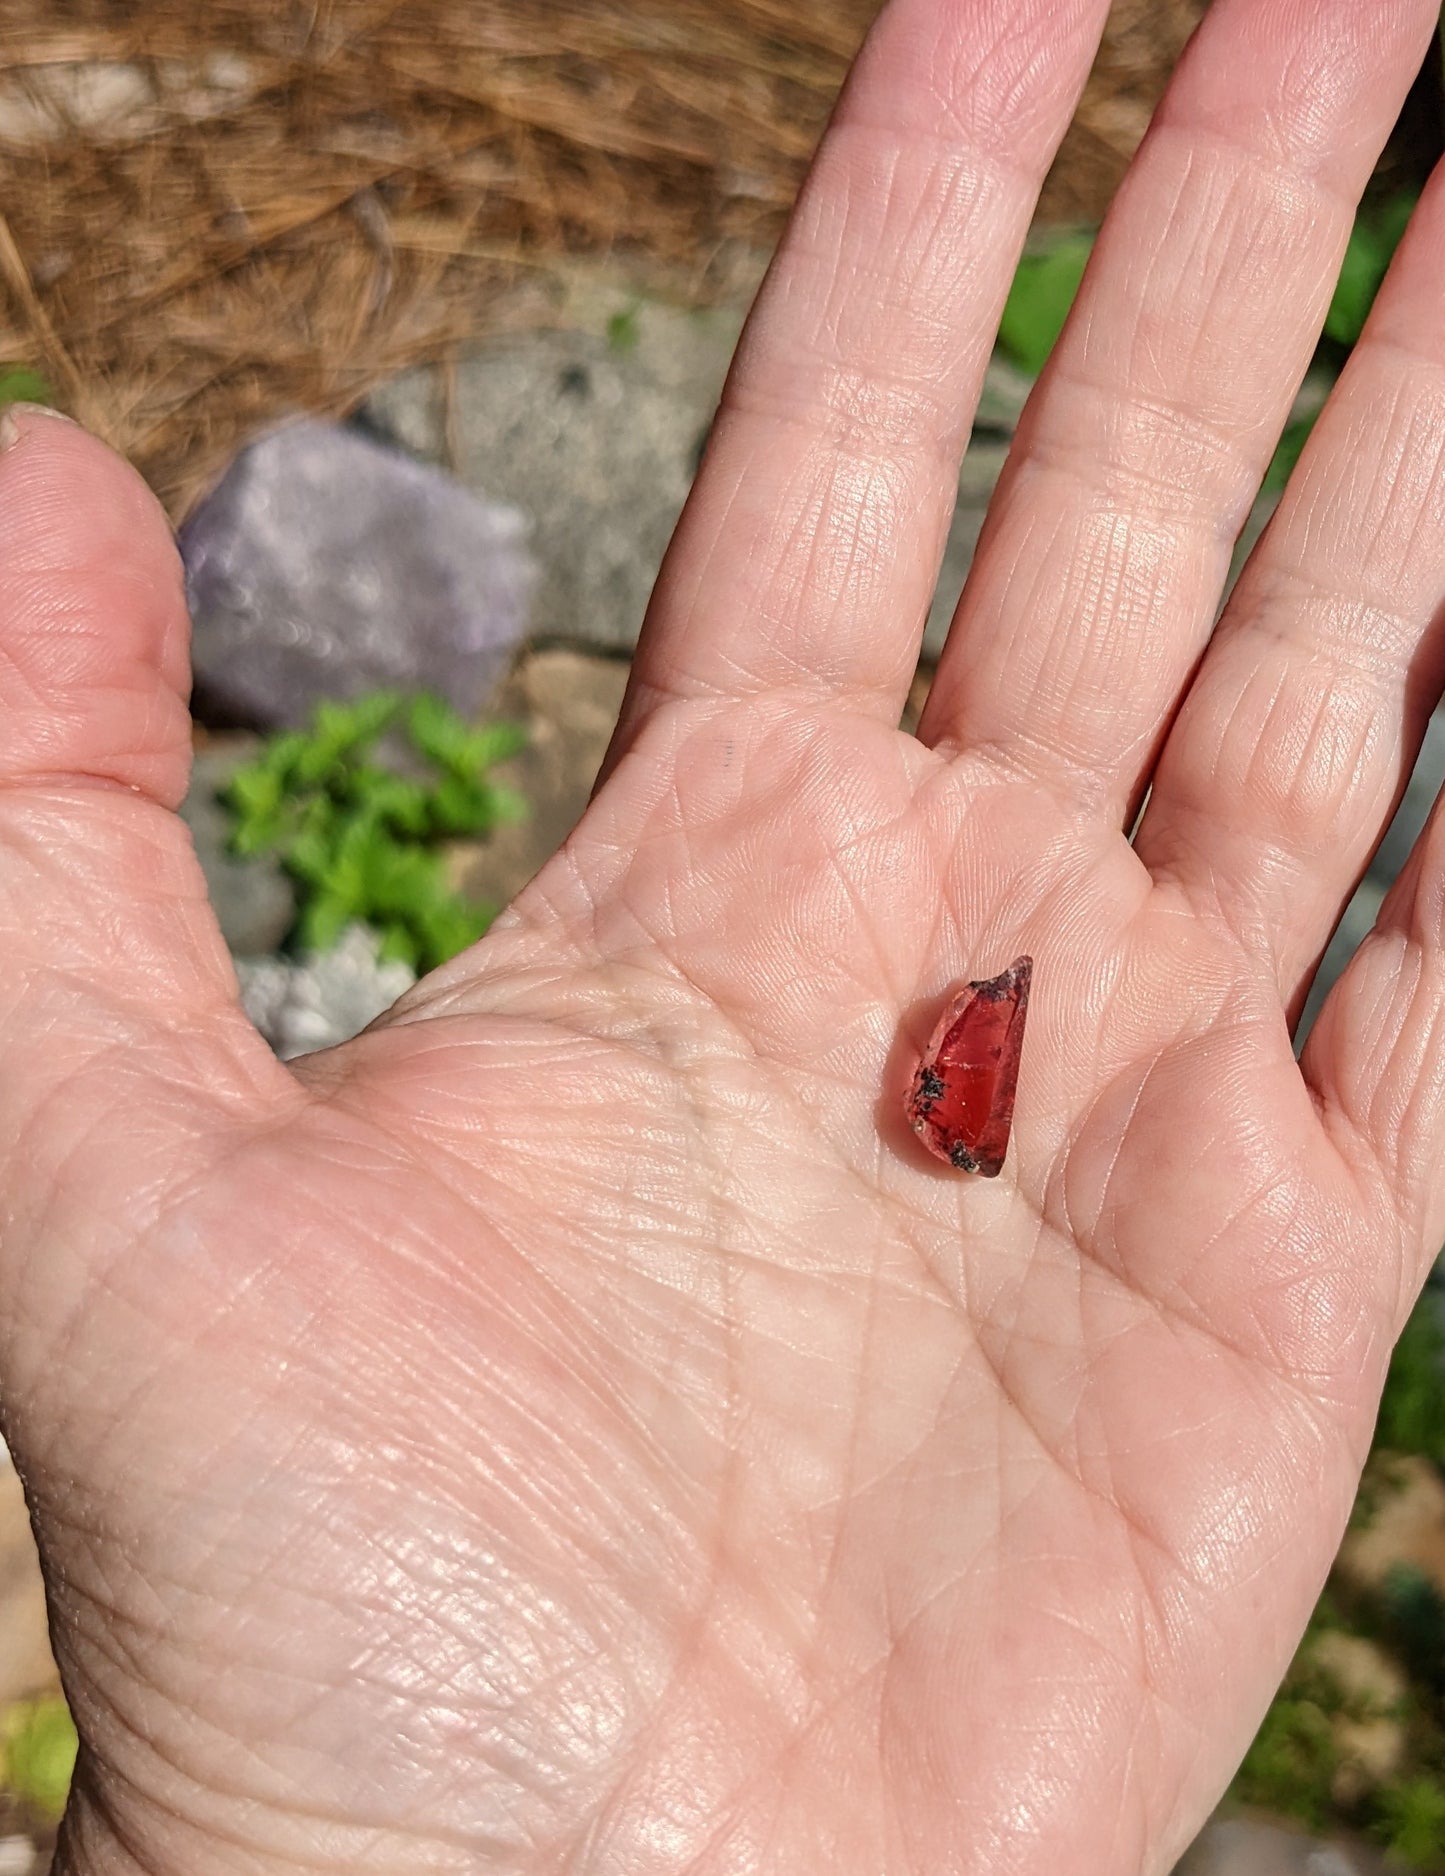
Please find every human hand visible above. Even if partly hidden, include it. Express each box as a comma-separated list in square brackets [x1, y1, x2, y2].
[6, 0, 1445, 1870]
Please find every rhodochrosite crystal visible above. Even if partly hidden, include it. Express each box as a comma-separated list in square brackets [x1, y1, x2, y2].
[905, 956, 1032, 1176]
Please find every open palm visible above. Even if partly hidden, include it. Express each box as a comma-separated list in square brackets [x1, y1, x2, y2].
[7, 1, 1445, 1871]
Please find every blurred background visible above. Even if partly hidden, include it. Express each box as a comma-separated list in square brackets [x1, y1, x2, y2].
[1, 3, 1445, 1871]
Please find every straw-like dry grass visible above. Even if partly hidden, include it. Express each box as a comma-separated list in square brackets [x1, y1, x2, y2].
[0, 0, 1431, 516]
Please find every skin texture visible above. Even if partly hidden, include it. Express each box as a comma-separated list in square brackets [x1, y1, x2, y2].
[5, 0, 1445, 1870]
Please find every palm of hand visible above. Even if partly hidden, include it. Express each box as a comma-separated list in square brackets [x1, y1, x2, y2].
[27, 697, 1386, 1873]
[9, 2, 1445, 1873]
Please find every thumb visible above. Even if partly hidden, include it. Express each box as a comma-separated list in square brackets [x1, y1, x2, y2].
[0, 410, 290, 1366]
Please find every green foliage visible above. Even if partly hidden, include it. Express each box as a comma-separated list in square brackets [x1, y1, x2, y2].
[1230, 1650, 1346, 1832]
[1325, 193, 1418, 348]
[1262, 416, 1315, 494]
[0, 366, 54, 409]
[1381, 1565, 1445, 1696]
[1229, 1282, 1445, 1845]
[1378, 1297, 1445, 1467]
[2, 1697, 77, 1821]
[1374, 1776, 1445, 1868]
[225, 692, 527, 972]
[606, 303, 643, 353]
[996, 234, 1093, 376]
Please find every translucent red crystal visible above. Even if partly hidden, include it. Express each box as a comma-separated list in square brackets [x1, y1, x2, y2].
[905, 957, 1031, 1176]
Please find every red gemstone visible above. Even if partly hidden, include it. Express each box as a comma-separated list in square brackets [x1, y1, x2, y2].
[905, 957, 1031, 1176]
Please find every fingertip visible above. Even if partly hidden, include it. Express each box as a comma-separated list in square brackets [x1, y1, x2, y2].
[0, 404, 193, 807]
[0, 400, 80, 446]
[0, 403, 177, 592]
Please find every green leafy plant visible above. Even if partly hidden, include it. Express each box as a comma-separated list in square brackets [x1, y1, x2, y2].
[1230, 1639, 1349, 1832]
[1228, 1281, 1445, 1843]
[0, 366, 54, 409]
[1376, 1296, 1445, 1467]
[1324, 192, 1418, 348]
[1374, 1775, 1445, 1868]
[225, 691, 527, 972]
[1232, 1688, 1343, 1831]
[1261, 415, 1318, 494]
[1381, 1565, 1445, 1698]
[2, 1697, 77, 1821]
[606, 302, 643, 354]
[996, 233, 1094, 376]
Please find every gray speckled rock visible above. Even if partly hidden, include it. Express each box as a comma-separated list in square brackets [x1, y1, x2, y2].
[236, 924, 415, 1060]
[181, 419, 536, 729]
[367, 302, 741, 658]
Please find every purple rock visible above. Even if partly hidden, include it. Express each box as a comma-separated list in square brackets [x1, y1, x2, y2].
[180, 419, 536, 729]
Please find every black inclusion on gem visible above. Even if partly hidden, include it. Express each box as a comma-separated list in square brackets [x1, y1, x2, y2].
[920, 1068, 945, 1102]
[950, 1141, 978, 1172]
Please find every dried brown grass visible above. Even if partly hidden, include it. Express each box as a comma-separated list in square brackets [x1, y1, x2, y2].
[1, 0, 870, 512]
[0, 0, 1432, 517]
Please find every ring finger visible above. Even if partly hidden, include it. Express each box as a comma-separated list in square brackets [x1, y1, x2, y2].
[919, 0, 1438, 828]
[1136, 165, 1445, 1012]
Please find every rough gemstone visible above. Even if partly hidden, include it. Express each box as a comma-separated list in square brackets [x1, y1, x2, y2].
[905, 957, 1032, 1176]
